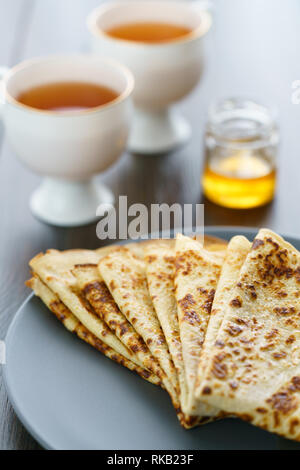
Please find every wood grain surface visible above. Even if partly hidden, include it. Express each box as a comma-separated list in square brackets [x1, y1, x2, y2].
[0, 0, 300, 449]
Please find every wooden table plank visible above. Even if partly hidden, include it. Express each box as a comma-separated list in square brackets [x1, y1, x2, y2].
[21, 0, 101, 58]
[1, 0, 300, 449]
[202, 0, 300, 232]
[0, 0, 41, 450]
[0, 0, 35, 149]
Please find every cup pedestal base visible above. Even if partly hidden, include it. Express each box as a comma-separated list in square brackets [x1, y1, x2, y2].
[128, 107, 191, 155]
[30, 178, 114, 227]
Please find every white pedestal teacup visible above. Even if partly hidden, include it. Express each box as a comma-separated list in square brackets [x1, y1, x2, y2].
[87, 1, 212, 154]
[0, 55, 134, 226]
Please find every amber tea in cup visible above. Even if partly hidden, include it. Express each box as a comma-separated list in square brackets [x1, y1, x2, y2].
[202, 99, 278, 209]
[17, 81, 119, 112]
[104, 22, 193, 43]
[88, 0, 212, 153]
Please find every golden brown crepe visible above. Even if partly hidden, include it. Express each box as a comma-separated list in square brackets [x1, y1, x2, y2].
[98, 247, 180, 412]
[174, 234, 225, 416]
[93, 234, 226, 261]
[145, 243, 203, 427]
[29, 249, 140, 365]
[195, 235, 251, 391]
[72, 263, 165, 384]
[145, 245, 185, 394]
[197, 229, 300, 441]
[27, 235, 228, 428]
[26, 275, 160, 384]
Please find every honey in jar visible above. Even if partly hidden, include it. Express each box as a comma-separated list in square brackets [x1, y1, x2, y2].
[202, 99, 278, 209]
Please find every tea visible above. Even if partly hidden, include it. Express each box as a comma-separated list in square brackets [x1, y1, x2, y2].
[105, 22, 193, 43]
[17, 81, 119, 112]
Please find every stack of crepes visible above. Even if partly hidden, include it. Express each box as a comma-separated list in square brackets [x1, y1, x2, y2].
[27, 228, 300, 441]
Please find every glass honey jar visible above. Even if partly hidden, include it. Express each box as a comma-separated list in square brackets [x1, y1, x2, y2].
[202, 98, 278, 209]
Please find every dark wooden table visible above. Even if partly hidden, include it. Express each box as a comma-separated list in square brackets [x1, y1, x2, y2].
[0, 0, 300, 450]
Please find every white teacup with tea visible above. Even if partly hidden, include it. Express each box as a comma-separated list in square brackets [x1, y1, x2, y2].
[88, 1, 212, 154]
[0, 55, 134, 226]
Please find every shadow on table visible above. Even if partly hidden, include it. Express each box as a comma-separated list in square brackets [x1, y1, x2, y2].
[201, 196, 276, 229]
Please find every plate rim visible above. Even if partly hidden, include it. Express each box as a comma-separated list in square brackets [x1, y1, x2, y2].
[3, 293, 54, 449]
[3, 225, 300, 450]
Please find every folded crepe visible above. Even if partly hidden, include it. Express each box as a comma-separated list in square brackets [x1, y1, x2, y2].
[144, 243, 200, 427]
[144, 237, 229, 424]
[174, 234, 225, 416]
[26, 275, 159, 384]
[72, 263, 165, 386]
[145, 246, 185, 396]
[195, 235, 251, 389]
[29, 249, 143, 367]
[102, 235, 227, 261]
[197, 229, 300, 441]
[98, 247, 180, 414]
[27, 235, 227, 428]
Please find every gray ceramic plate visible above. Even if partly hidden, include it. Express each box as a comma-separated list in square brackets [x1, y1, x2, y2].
[4, 227, 300, 450]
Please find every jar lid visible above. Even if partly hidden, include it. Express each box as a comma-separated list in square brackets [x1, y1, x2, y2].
[207, 98, 278, 146]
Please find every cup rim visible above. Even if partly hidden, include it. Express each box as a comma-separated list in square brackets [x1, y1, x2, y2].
[87, 0, 212, 47]
[3, 54, 135, 117]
